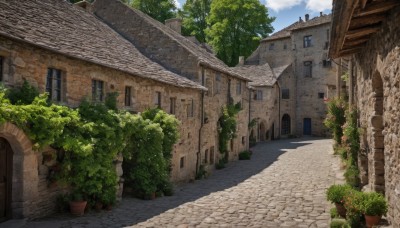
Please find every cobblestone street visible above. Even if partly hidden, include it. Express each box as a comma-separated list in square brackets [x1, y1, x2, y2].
[20, 138, 339, 228]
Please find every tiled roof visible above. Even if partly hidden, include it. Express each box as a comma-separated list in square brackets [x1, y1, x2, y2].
[0, 0, 206, 90]
[92, 0, 250, 82]
[233, 64, 276, 87]
[272, 64, 291, 79]
[262, 14, 331, 42]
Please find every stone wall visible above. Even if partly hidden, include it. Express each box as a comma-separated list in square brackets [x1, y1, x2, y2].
[278, 65, 297, 137]
[0, 36, 202, 217]
[258, 38, 292, 67]
[352, 6, 400, 226]
[291, 24, 336, 136]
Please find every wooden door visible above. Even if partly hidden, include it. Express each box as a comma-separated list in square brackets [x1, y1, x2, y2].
[303, 118, 312, 135]
[0, 138, 12, 222]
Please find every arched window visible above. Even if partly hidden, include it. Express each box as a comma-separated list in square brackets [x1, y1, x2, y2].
[281, 114, 291, 135]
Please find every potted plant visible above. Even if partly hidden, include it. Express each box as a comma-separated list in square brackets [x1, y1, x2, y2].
[359, 192, 388, 228]
[69, 191, 87, 216]
[326, 184, 353, 218]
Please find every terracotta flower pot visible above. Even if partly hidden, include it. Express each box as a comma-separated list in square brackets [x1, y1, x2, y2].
[69, 201, 87, 216]
[365, 215, 381, 228]
[94, 202, 103, 212]
[335, 202, 347, 218]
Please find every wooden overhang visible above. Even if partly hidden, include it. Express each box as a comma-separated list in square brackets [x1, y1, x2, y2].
[329, 0, 400, 58]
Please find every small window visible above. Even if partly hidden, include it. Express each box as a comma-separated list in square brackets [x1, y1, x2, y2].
[46, 68, 63, 102]
[303, 35, 312, 48]
[187, 99, 194, 117]
[92, 79, 104, 102]
[0, 56, 3, 81]
[154, 91, 161, 108]
[242, 136, 245, 145]
[204, 149, 208, 164]
[253, 90, 263, 100]
[282, 89, 290, 99]
[125, 86, 131, 106]
[170, 97, 176, 114]
[215, 73, 221, 94]
[283, 43, 287, 50]
[180, 156, 185, 169]
[318, 92, 325, 99]
[236, 81, 241, 95]
[269, 43, 275, 50]
[210, 146, 215, 164]
[304, 61, 312, 77]
[323, 59, 332, 68]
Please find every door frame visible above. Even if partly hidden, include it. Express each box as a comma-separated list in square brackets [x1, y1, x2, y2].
[0, 138, 13, 222]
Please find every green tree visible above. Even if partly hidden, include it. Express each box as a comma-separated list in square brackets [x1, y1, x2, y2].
[206, 0, 274, 66]
[179, 0, 212, 43]
[130, 0, 177, 23]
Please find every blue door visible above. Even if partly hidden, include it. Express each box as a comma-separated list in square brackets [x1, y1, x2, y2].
[303, 118, 312, 135]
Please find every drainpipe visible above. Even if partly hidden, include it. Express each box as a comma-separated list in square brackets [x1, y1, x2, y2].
[276, 82, 281, 139]
[248, 87, 252, 148]
[196, 66, 205, 177]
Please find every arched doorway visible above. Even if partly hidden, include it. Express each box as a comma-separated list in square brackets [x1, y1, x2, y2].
[0, 138, 13, 222]
[281, 114, 291, 135]
[370, 71, 384, 193]
[259, 122, 266, 141]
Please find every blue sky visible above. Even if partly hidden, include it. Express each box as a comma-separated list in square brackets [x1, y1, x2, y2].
[175, 0, 332, 34]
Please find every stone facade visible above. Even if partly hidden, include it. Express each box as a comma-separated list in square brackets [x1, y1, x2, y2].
[347, 7, 400, 226]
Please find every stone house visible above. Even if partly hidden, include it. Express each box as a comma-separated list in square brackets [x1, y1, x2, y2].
[330, 1, 400, 226]
[245, 14, 337, 137]
[91, 0, 251, 175]
[0, 0, 206, 220]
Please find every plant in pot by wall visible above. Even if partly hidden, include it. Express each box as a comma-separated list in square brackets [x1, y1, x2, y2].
[69, 191, 87, 216]
[326, 184, 353, 218]
[358, 192, 388, 228]
[343, 189, 364, 227]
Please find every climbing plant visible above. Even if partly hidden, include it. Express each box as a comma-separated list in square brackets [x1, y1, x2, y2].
[324, 97, 347, 146]
[218, 102, 241, 164]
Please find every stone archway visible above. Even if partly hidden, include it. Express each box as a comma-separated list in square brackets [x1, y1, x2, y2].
[0, 122, 38, 219]
[369, 71, 385, 193]
[281, 114, 291, 135]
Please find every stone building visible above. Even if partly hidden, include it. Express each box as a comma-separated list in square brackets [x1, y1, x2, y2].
[91, 0, 251, 175]
[245, 14, 337, 137]
[330, 0, 400, 226]
[0, 0, 206, 220]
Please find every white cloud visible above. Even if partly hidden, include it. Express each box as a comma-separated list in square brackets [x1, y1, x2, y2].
[305, 0, 332, 12]
[266, 0, 302, 12]
[174, 0, 181, 8]
[266, 0, 332, 12]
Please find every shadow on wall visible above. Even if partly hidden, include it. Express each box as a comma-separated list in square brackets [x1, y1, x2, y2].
[26, 138, 314, 227]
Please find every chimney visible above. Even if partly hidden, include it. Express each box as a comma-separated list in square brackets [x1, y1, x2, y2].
[238, 56, 245, 66]
[299, 17, 303, 22]
[305, 14, 310, 21]
[320, 12, 323, 16]
[165, 18, 182, 34]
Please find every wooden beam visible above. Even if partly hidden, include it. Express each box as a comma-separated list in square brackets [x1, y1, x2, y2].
[349, 14, 385, 30]
[354, 1, 400, 17]
[339, 47, 363, 57]
[360, 0, 368, 9]
[345, 25, 380, 39]
[342, 44, 366, 51]
[343, 38, 369, 47]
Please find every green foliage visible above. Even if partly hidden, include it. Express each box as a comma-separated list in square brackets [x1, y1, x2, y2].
[342, 107, 360, 167]
[215, 159, 226, 169]
[330, 219, 350, 228]
[6, 80, 39, 105]
[130, 0, 177, 23]
[238, 150, 251, 160]
[218, 102, 241, 157]
[344, 165, 360, 188]
[358, 192, 388, 216]
[179, 0, 212, 43]
[206, 0, 274, 66]
[324, 97, 347, 145]
[343, 189, 363, 227]
[330, 207, 339, 219]
[105, 92, 119, 110]
[248, 118, 257, 129]
[326, 184, 353, 204]
[196, 164, 207, 179]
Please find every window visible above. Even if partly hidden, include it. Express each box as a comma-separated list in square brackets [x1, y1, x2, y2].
[254, 90, 263, 100]
[170, 97, 176, 114]
[92, 79, 104, 102]
[204, 149, 208, 164]
[0, 56, 3, 81]
[283, 43, 287, 50]
[125, 86, 131, 106]
[210, 146, 215, 164]
[236, 81, 241, 95]
[242, 136, 245, 145]
[324, 41, 329, 50]
[187, 99, 194, 117]
[269, 43, 275, 50]
[282, 89, 290, 99]
[304, 61, 312, 77]
[180, 156, 185, 169]
[303, 35, 312, 48]
[46, 68, 63, 102]
[154, 91, 161, 108]
[318, 92, 325, 99]
[215, 73, 221, 94]
[323, 59, 332, 68]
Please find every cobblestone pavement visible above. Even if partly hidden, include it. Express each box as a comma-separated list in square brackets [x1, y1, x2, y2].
[22, 138, 339, 228]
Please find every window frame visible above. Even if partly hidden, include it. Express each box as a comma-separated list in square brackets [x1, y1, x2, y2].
[92, 79, 104, 102]
[170, 97, 176, 114]
[125, 86, 132, 107]
[254, 90, 263, 100]
[155, 91, 162, 108]
[303, 61, 313, 78]
[318, 92, 325, 99]
[46, 68, 63, 102]
[187, 99, 194, 118]
[236, 81, 242, 95]
[303, 35, 313, 48]
[180, 156, 185, 169]
[282, 89, 290, 99]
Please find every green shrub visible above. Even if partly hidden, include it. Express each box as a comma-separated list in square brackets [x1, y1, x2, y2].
[6, 80, 39, 105]
[324, 98, 347, 145]
[330, 207, 339, 218]
[238, 150, 251, 160]
[215, 159, 226, 169]
[196, 164, 207, 180]
[359, 192, 388, 216]
[337, 147, 348, 161]
[327, 184, 353, 204]
[344, 165, 360, 188]
[343, 189, 364, 227]
[218, 102, 241, 157]
[330, 218, 349, 228]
